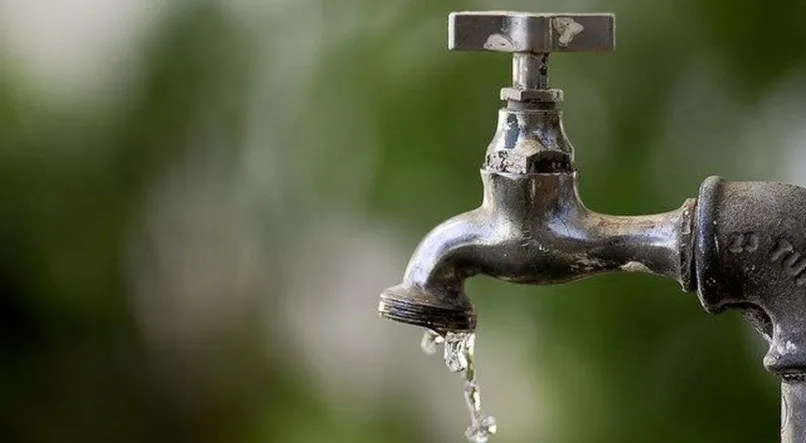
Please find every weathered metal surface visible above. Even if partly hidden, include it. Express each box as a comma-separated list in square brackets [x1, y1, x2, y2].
[449, 12, 615, 53]
[379, 10, 806, 442]
[693, 178, 806, 442]
[512, 53, 550, 90]
[482, 104, 574, 173]
[782, 382, 806, 442]
[499, 87, 563, 103]
[694, 177, 806, 379]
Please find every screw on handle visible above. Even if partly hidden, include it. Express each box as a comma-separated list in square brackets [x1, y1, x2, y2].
[449, 12, 615, 92]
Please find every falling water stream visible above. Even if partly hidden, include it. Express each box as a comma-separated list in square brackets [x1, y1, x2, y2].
[421, 330, 497, 443]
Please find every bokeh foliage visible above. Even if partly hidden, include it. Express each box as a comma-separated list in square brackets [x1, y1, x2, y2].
[1, 0, 805, 442]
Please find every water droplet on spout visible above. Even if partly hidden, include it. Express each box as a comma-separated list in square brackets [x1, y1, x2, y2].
[421, 329, 444, 355]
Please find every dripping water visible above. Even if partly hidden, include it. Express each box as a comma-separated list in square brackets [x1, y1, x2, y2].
[422, 330, 497, 443]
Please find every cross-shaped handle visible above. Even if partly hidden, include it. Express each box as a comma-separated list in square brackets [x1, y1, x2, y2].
[448, 12, 615, 94]
[449, 12, 615, 54]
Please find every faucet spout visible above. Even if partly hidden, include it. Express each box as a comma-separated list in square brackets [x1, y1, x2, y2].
[378, 208, 489, 332]
[378, 170, 695, 332]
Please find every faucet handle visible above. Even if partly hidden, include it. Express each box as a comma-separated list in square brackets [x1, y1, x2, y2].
[449, 12, 615, 93]
[448, 12, 615, 54]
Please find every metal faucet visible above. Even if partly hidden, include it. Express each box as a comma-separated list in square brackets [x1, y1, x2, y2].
[377, 11, 806, 442]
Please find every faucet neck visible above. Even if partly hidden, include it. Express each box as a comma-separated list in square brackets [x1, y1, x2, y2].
[483, 106, 574, 174]
[481, 171, 580, 220]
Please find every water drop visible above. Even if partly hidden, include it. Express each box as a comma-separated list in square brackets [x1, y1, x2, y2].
[421, 329, 444, 355]
[466, 415, 497, 443]
[444, 332, 472, 374]
[420, 329, 496, 443]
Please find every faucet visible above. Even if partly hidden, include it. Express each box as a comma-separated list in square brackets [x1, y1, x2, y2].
[377, 11, 806, 442]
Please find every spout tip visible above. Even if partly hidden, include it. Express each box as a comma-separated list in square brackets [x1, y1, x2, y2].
[378, 285, 476, 332]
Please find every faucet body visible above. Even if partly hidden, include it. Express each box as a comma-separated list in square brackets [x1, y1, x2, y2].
[380, 104, 694, 331]
[379, 11, 806, 442]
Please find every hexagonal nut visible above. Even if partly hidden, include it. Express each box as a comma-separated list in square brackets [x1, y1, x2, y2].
[484, 150, 572, 174]
[485, 150, 528, 174]
[449, 12, 615, 53]
[500, 88, 564, 102]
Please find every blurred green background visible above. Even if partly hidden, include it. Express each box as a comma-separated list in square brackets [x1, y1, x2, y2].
[2, 0, 806, 442]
